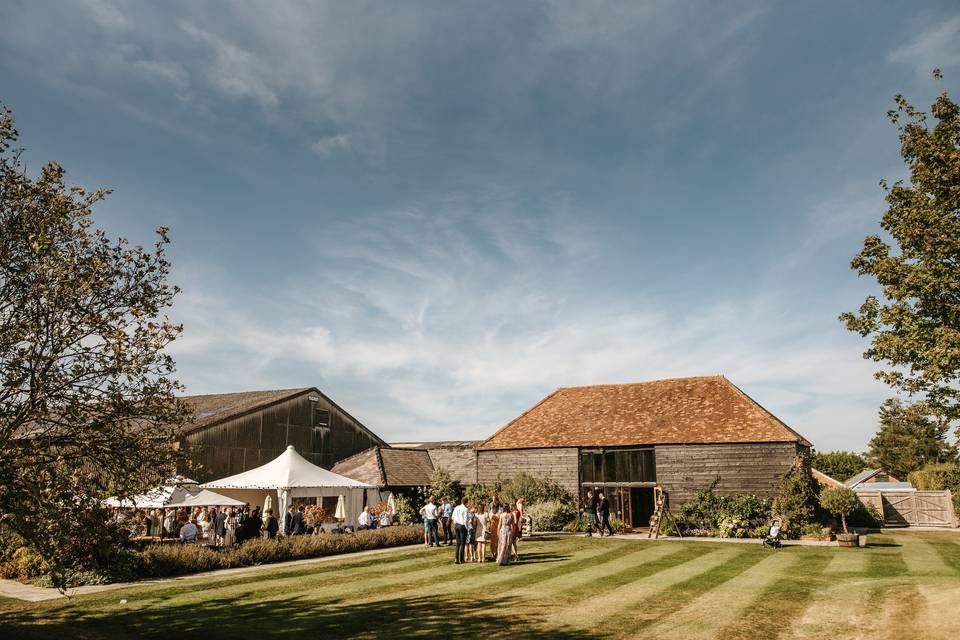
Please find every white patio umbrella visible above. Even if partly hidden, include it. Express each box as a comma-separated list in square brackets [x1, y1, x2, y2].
[387, 492, 397, 514]
[335, 494, 346, 524]
[263, 494, 272, 514]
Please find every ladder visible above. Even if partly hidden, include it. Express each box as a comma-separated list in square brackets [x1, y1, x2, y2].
[648, 486, 667, 539]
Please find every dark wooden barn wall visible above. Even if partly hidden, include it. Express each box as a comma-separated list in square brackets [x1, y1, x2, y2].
[476, 448, 579, 496]
[182, 393, 382, 481]
[655, 442, 806, 504]
[427, 447, 478, 485]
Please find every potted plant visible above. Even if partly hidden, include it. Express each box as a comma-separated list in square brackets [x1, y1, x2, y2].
[819, 486, 861, 548]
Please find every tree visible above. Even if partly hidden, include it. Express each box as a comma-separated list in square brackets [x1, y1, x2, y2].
[840, 70, 960, 432]
[867, 399, 957, 480]
[811, 450, 868, 483]
[0, 104, 189, 589]
[818, 486, 861, 534]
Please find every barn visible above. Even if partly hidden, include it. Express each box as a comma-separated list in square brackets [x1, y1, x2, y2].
[477, 375, 811, 529]
[179, 387, 386, 482]
[330, 445, 435, 502]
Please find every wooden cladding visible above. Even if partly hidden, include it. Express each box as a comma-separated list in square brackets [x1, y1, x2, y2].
[181, 391, 381, 481]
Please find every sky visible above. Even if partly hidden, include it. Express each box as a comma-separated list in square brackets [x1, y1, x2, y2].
[2, 1, 959, 451]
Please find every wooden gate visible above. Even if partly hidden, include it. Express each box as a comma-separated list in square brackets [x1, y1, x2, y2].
[861, 490, 958, 527]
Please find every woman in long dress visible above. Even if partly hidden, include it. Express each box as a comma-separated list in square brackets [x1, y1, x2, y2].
[223, 508, 237, 547]
[495, 506, 514, 566]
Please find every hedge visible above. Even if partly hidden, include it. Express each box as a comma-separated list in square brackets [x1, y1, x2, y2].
[3, 525, 423, 586]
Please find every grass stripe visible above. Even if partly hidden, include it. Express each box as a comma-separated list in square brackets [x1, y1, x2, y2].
[642, 548, 798, 640]
[718, 550, 833, 640]
[823, 548, 867, 575]
[897, 533, 956, 576]
[553, 544, 745, 630]
[506, 541, 685, 599]
[926, 538, 960, 575]
[865, 534, 909, 578]
[783, 577, 876, 640]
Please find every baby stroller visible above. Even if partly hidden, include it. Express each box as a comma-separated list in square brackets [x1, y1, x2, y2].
[763, 517, 782, 549]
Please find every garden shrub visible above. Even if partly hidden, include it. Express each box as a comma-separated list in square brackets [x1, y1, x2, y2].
[771, 455, 820, 539]
[677, 479, 772, 538]
[562, 514, 589, 533]
[525, 500, 575, 531]
[490, 473, 574, 506]
[908, 463, 960, 512]
[607, 518, 628, 534]
[392, 494, 417, 526]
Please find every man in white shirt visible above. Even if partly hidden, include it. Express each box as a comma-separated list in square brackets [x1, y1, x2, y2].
[358, 507, 371, 530]
[422, 497, 439, 547]
[451, 497, 471, 564]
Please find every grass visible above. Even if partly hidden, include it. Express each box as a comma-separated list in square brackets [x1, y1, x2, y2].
[1, 530, 959, 639]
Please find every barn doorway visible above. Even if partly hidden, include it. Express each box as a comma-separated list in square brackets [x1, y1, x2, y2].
[629, 487, 654, 529]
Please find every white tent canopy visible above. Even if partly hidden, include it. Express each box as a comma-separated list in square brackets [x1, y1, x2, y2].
[166, 489, 246, 508]
[202, 445, 375, 533]
[103, 477, 200, 509]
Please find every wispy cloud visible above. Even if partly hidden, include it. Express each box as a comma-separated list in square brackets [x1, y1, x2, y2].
[888, 16, 960, 73]
[310, 134, 352, 157]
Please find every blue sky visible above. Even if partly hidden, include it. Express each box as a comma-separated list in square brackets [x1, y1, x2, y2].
[2, 1, 959, 450]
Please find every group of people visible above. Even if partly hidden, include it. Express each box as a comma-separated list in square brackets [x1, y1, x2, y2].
[583, 489, 615, 537]
[356, 506, 393, 530]
[420, 494, 525, 566]
[122, 505, 282, 544]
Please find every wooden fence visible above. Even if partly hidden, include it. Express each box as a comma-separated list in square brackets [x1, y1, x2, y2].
[856, 490, 957, 528]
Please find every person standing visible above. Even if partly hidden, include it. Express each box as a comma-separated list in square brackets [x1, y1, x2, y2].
[264, 509, 279, 539]
[214, 507, 227, 547]
[223, 508, 237, 547]
[584, 490, 598, 537]
[495, 506, 515, 566]
[452, 497, 470, 564]
[475, 508, 488, 563]
[422, 497, 439, 547]
[440, 497, 453, 546]
[597, 491, 613, 537]
[290, 505, 305, 535]
[510, 502, 522, 561]
[488, 494, 501, 515]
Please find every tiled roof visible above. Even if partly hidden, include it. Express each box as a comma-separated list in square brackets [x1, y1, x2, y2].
[391, 441, 482, 450]
[331, 446, 435, 487]
[479, 375, 811, 450]
[181, 388, 311, 432]
[331, 447, 385, 486]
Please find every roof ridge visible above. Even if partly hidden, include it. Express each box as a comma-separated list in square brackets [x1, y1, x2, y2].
[180, 387, 311, 400]
[556, 374, 725, 391]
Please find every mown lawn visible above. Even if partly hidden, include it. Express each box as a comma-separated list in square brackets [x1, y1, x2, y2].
[1, 530, 959, 639]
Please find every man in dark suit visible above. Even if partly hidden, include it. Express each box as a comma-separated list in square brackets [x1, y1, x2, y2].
[290, 505, 305, 535]
[284, 505, 295, 535]
[213, 508, 227, 546]
[597, 491, 613, 537]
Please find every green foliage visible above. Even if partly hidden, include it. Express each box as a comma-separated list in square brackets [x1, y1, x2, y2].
[392, 494, 417, 526]
[0, 103, 190, 591]
[489, 473, 574, 506]
[524, 500, 575, 532]
[562, 514, 589, 533]
[811, 450, 868, 483]
[771, 456, 820, 539]
[416, 467, 462, 505]
[840, 76, 960, 427]
[909, 463, 960, 513]
[607, 518, 628, 534]
[819, 486, 861, 533]
[846, 501, 883, 530]
[463, 483, 492, 507]
[867, 399, 958, 480]
[677, 479, 772, 538]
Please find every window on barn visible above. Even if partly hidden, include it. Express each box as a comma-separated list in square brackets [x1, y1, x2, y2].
[313, 407, 330, 428]
[581, 448, 655, 485]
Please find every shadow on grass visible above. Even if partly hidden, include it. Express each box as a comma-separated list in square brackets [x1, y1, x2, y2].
[3, 592, 590, 640]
